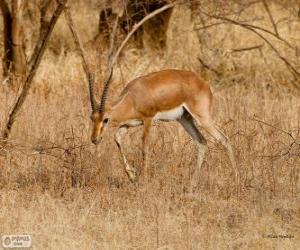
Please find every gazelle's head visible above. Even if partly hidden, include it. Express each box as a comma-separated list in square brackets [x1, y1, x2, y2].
[90, 111, 110, 145]
[89, 69, 113, 145]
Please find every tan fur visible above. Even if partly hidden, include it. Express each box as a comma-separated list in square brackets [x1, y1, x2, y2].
[108, 69, 213, 123]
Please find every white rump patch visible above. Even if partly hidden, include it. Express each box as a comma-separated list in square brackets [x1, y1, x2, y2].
[154, 105, 185, 121]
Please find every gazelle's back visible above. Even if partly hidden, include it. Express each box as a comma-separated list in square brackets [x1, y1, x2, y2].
[123, 69, 212, 117]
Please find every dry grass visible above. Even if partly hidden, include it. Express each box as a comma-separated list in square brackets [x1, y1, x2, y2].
[0, 1, 299, 249]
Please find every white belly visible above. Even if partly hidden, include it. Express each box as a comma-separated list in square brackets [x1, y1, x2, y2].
[154, 105, 184, 121]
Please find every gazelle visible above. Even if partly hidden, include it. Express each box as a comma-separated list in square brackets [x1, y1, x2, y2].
[90, 69, 239, 194]
[63, 2, 238, 196]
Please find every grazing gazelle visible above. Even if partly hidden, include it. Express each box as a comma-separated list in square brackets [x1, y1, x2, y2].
[90, 69, 238, 193]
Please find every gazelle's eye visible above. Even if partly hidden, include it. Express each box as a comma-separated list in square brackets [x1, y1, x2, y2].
[103, 118, 109, 124]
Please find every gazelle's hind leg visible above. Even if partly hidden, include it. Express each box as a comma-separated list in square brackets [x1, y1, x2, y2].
[115, 121, 142, 182]
[178, 109, 207, 189]
[187, 103, 239, 198]
[200, 117, 239, 198]
[178, 109, 207, 170]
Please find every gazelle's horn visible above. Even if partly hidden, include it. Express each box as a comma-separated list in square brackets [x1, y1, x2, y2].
[88, 72, 97, 112]
[64, 7, 97, 112]
[98, 68, 113, 112]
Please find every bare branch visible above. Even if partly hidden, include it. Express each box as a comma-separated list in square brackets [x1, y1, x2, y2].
[251, 116, 300, 158]
[200, 11, 300, 84]
[64, 6, 96, 112]
[262, 0, 279, 36]
[251, 116, 296, 140]
[197, 57, 221, 76]
[231, 44, 264, 52]
[2, 0, 67, 139]
[195, 21, 226, 30]
[107, 16, 119, 66]
[99, 3, 174, 112]
[198, 10, 293, 49]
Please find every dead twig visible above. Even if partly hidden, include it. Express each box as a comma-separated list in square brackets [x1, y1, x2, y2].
[251, 116, 299, 144]
[197, 57, 221, 76]
[194, 21, 226, 30]
[231, 44, 264, 52]
[251, 116, 300, 158]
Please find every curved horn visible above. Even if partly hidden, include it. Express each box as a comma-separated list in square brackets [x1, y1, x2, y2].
[98, 68, 113, 112]
[98, 14, 119, 113]
[64, 6, 97, 111]
[87, 72, 97, 111]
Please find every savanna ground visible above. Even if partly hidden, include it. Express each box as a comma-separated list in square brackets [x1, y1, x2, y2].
[0, 1, 300, 249]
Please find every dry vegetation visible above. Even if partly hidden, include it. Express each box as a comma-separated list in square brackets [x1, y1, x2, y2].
[0, 0, 300, 249]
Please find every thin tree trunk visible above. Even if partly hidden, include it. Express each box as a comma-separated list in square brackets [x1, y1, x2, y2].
[11, 0, 26, 77]
[0, 0, 13, 76]
[2, 0, 67, 139]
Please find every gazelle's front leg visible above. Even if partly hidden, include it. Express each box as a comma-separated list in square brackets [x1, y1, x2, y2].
[114, 126, 137, 181]
[142, 119, 152, 176]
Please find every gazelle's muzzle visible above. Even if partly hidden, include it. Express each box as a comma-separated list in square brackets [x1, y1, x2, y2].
[91, 137, 102, 145]
[91, 138, 98, 145]
[91, 122, 103, 145]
